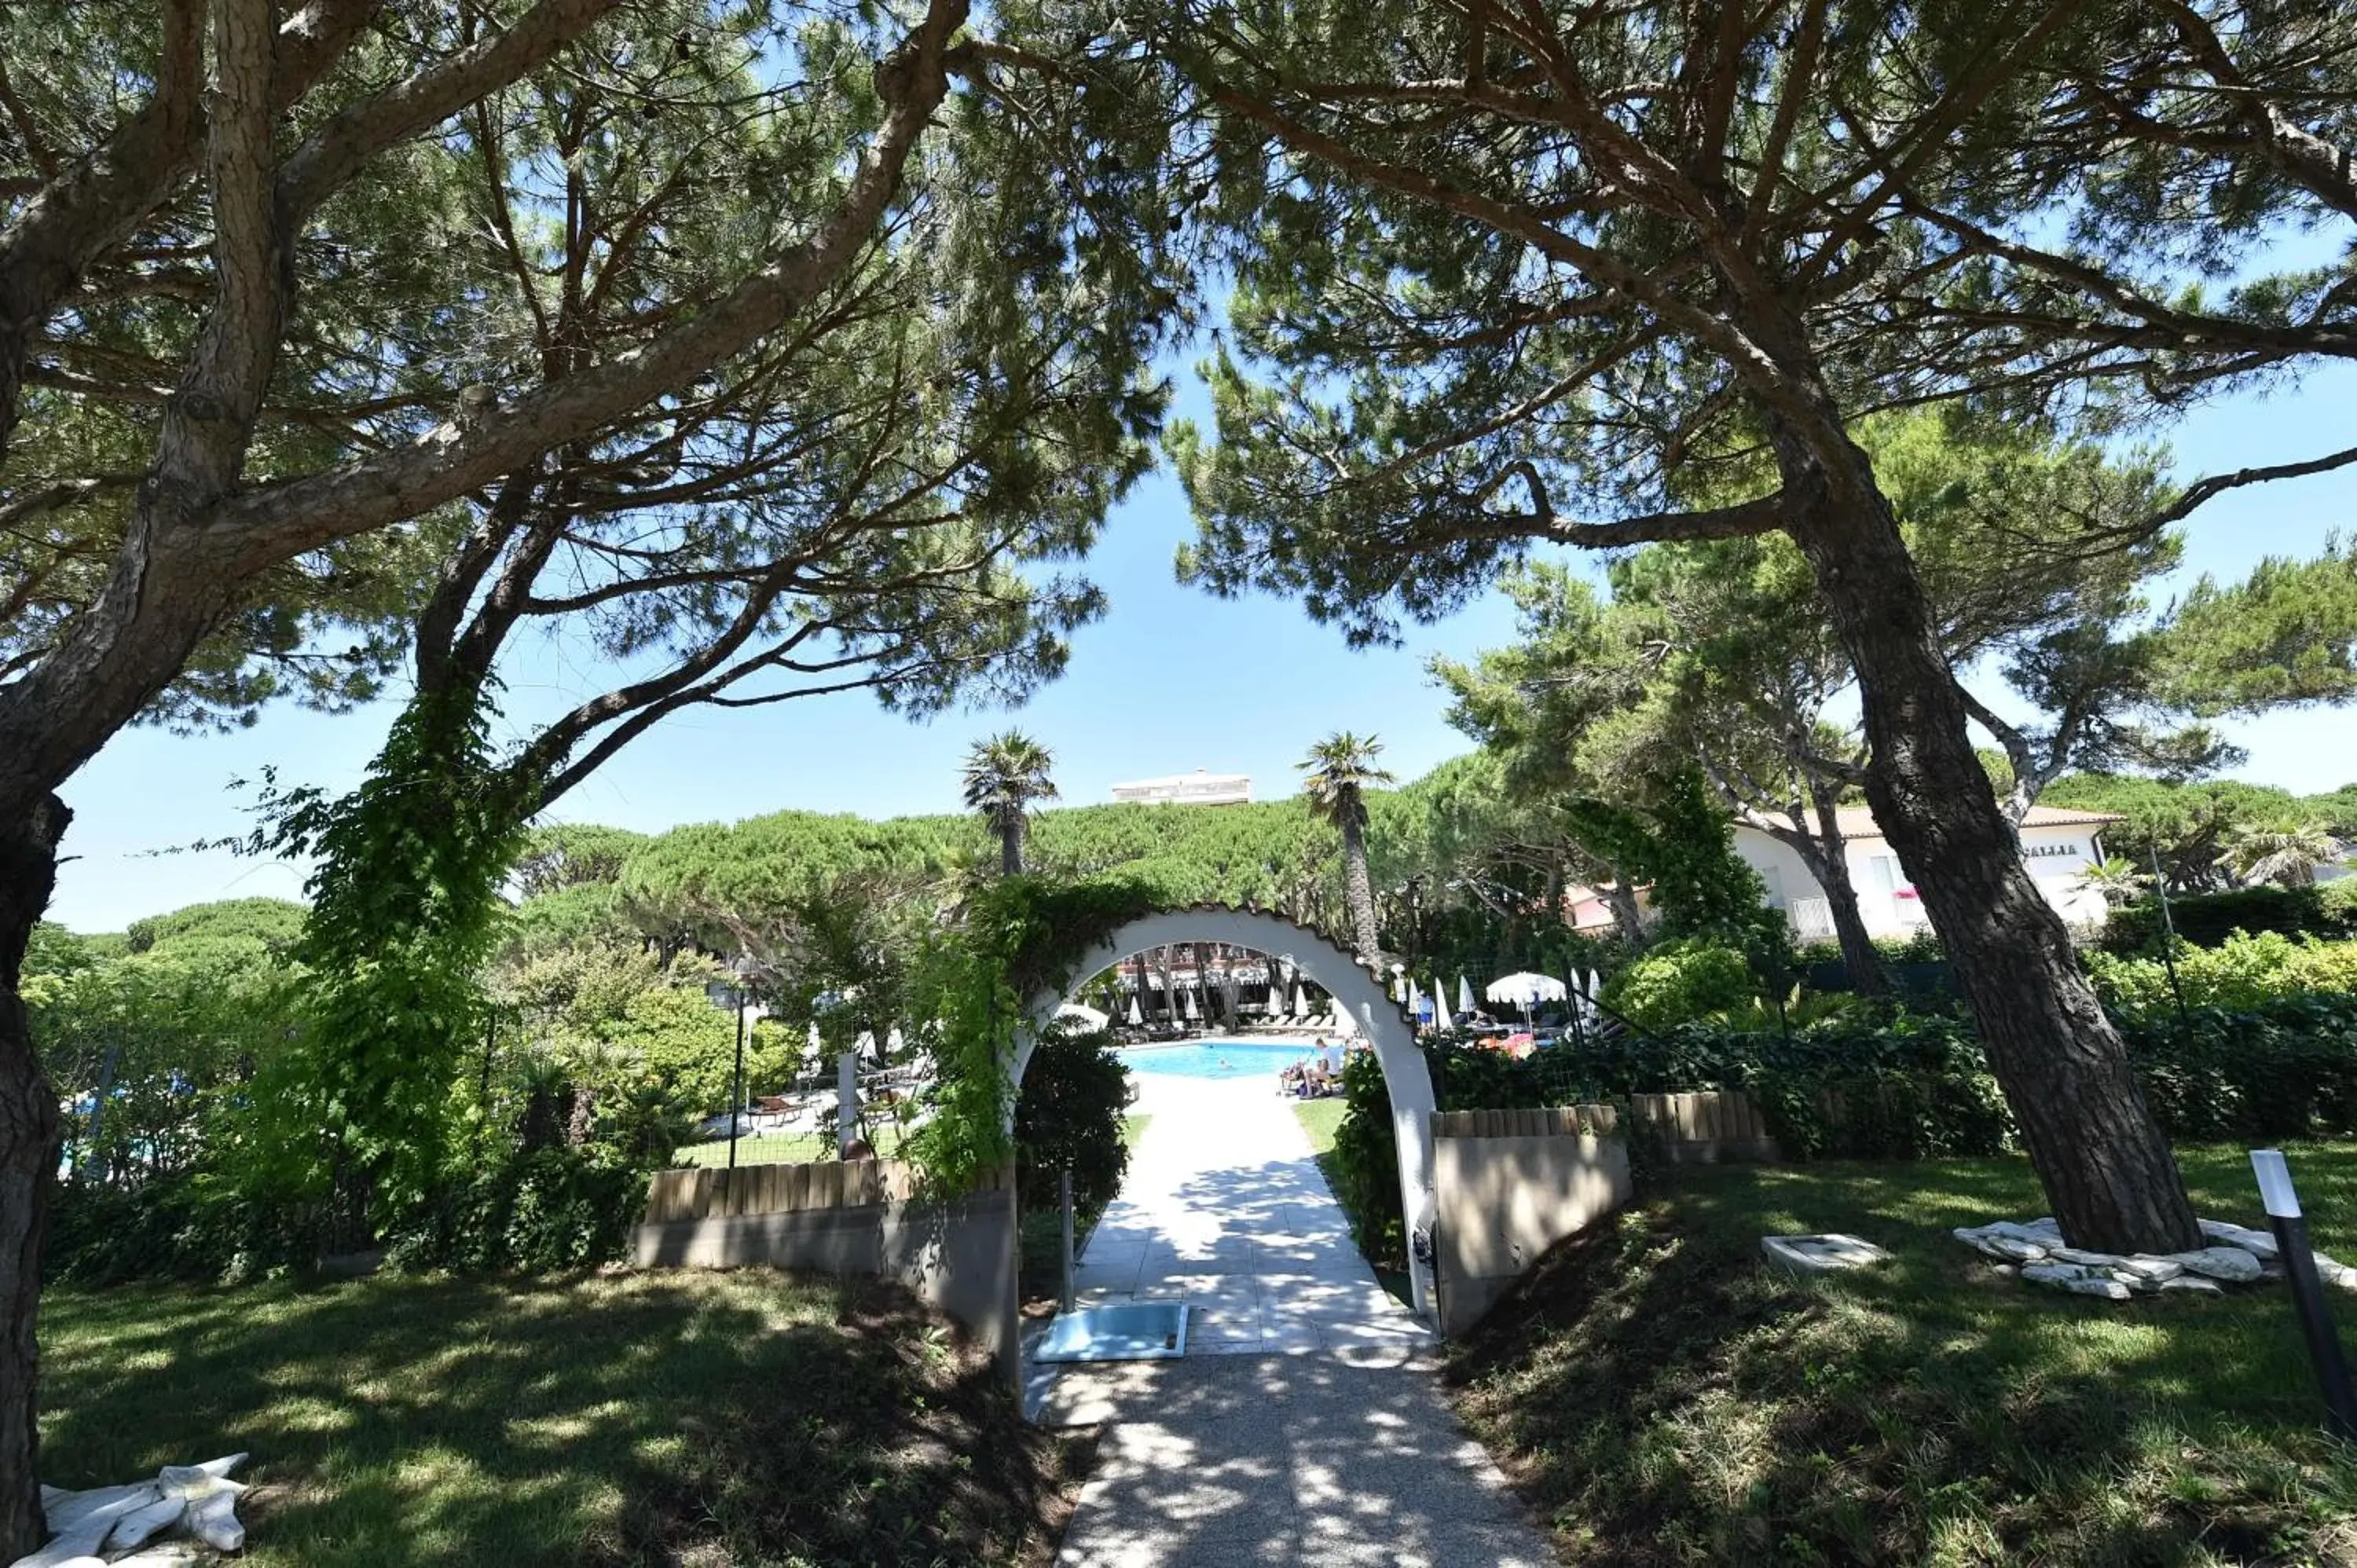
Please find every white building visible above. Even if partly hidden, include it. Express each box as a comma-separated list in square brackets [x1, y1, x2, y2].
[1110, 768, 1252, 806]
[1734, 804, 2126, 940]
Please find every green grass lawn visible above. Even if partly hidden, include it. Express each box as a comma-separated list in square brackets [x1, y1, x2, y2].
[38, 1269, 1086, 1568]
[1446, 1141, 2357, 1566]
[1292, 1096, 1345, 1160]
[1291, 1096, 1415, 1306]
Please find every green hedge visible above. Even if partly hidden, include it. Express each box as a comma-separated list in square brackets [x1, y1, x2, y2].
[46, 1145, 653, 1284]
[2102, 882, 2357, 952]
[1323, 997, 2357, 1259]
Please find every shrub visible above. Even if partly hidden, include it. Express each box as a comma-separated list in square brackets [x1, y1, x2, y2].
[2086, 932, 2357, 1017]
[1604, 939, 1756, 1030]
[1325, 1050, 1408, 1270]
[382, 1146, 651, 1272]
[2120, 995, 2357, 1145]
[44, 1174, 321, 1286]
[2102, 884, 2357, 952]
[1014, 1024, 1132, 1219]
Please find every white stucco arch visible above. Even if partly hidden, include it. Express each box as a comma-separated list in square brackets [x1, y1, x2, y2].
[1014, 907, 1438, 1318]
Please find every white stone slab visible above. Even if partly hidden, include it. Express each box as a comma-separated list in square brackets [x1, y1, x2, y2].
[1761, 1233, 1892, 1274]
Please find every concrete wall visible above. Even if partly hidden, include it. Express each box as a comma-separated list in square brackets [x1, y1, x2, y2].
[1430, 1108, 1633, 1336]
[633, 1166, 1021, 1385]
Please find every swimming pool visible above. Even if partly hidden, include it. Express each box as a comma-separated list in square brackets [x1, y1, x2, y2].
[1118, 1039, 1325, 1080]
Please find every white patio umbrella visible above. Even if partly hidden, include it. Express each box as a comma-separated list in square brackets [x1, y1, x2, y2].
[1125, 995, 1143, 1027]
[1406, 978, 1422, 1023]
[1433, 984, 1453, 1033]
[1486, 970, 1568, 1026]
[1586, 969, 1604, 1027]
[1484, 971, 1568, 1007]
[1291, 984, 1308, 1018]
[1391, 973, 1407, 1003]
[1457, 975, 1475, 1016]
[1183, 988, 1200, 1021]
[1058, 1002, 1109, 1031]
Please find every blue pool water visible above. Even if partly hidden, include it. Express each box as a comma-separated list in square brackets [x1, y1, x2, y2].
[1118, 1039, 1323, 1079]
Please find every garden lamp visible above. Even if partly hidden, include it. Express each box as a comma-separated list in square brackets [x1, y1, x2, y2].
[2252, 1148, 2357, 1442]
[706, 954, 757, 1171]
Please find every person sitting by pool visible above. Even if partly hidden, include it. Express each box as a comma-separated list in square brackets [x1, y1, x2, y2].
[1277, 1058, 1310, 1095]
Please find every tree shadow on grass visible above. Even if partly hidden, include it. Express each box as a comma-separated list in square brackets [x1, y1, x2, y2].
[1441, 1155, 2357, 1566]
[40, 1268, 1087, 1568]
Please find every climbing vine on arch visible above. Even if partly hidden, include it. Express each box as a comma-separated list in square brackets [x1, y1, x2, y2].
[903, 875, 1165, 1195]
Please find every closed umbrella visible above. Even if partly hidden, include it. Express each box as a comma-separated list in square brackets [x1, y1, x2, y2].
[1406, 979, 1422, 1024]
[1391, 973, 1407, 1003]
[1184, 988, 1200, 1021]
[1291, 984, 1308, 1018]
[1126, 995, 1143, 1027]
[1457, 975, 1475, 1016]
[1433, 984, 1453, 1034]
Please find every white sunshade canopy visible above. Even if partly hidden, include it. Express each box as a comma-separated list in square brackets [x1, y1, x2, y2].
[1486, 971, 1569, 1007]
[1058, 1002, 1109, 1031]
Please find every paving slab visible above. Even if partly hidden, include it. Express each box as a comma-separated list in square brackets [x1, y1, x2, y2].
[1041, 1070, 1552, 1566]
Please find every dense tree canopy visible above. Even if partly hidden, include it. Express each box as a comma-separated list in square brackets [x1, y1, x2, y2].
[1027, 0, 2357, 1257]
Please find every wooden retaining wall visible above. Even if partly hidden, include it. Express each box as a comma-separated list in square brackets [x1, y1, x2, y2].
[640, 1159, 1011, 1226]
[1433, 1092, 1780, 1164]
[1621, 1090, 1781, 1163]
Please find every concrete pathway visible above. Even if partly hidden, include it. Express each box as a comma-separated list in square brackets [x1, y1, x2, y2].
[1036, 1072, 1554, 1567]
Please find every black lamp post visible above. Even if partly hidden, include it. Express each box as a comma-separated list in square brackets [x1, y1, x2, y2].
[1405, 875, 1424, 974]
[706, 955, 757, 1171]
[2253, 1148, 2357, 1442]
[2150, 842, 2191, 1027]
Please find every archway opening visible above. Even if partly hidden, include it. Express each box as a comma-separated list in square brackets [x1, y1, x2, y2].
[1016, 907, 1436, 1319]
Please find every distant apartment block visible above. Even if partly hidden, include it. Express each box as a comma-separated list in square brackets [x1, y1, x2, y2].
[1111, 768, 1252, 806]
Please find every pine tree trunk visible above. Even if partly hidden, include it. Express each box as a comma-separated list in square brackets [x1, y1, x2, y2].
[1821, 859, 1890, 998]
[1781, 826, 1889, 998]
[0, 795, 68, 1560]
[1777, 430, 2197, 1255]
[1602, 866, 1647, 951]
[1340, 814, 1378, 962]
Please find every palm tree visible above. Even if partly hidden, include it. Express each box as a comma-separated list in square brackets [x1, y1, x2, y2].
[2225, 820, 2344, 888]
[1299, 732, 1395, 961]
[963, 731, 1058, 875]
[2074, 857, 2150, 909]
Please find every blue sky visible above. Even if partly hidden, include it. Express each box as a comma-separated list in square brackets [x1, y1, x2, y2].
[46, 357, 2357, 934]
